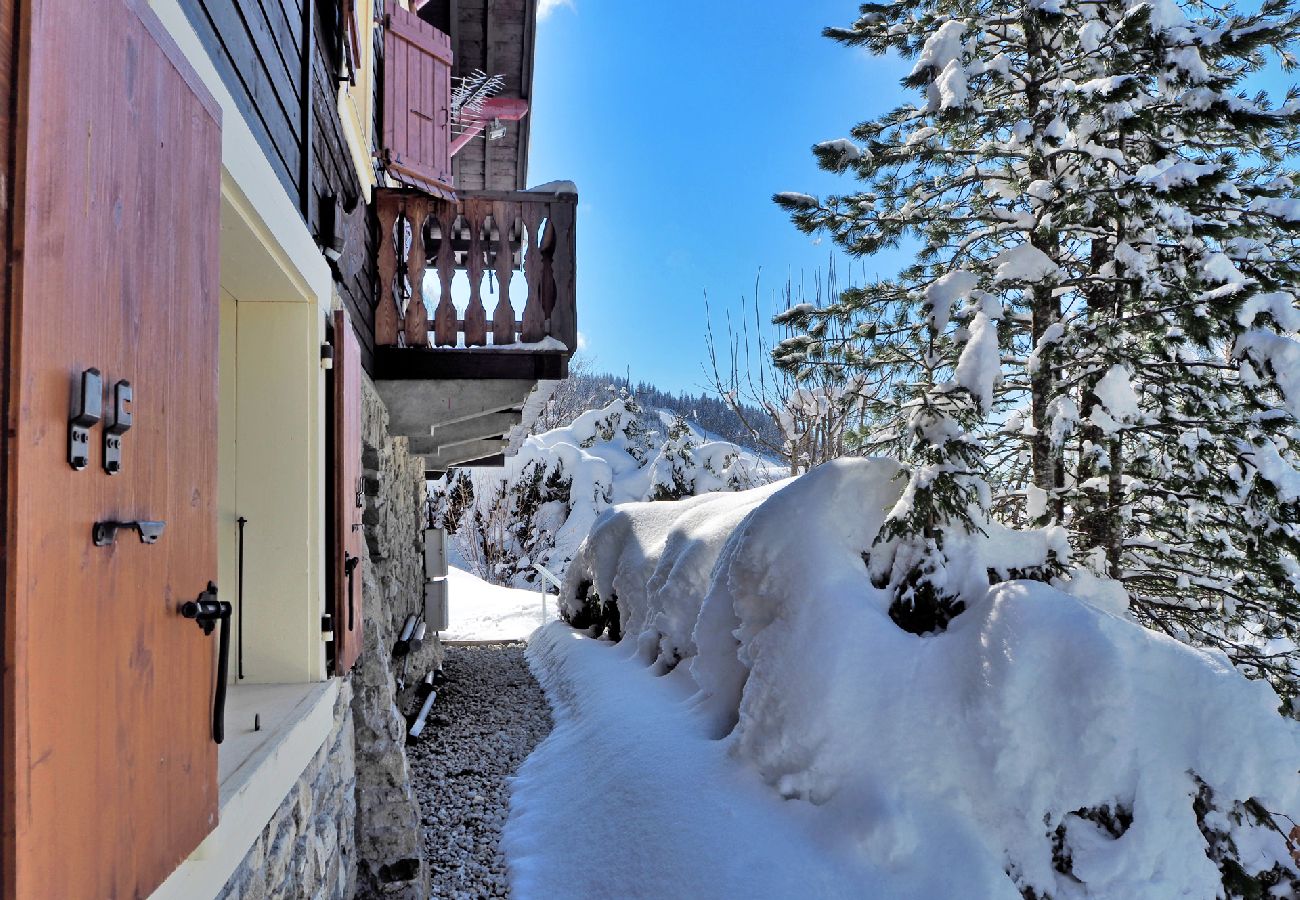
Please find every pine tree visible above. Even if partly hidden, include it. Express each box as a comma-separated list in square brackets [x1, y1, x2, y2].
[777, 0, 1300, 702]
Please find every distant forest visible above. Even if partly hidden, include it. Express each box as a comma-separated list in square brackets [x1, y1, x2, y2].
[555, 370, 782, 459]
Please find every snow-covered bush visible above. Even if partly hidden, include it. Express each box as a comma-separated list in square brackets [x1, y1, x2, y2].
[430, 396, 772, 587]
[559, 459, 1300, 899]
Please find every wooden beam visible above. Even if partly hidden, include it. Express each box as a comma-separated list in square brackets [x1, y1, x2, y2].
[374, 346, 567, 381]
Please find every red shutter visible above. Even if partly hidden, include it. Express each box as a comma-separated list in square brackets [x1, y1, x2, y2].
[3, 0, 222, 896]
[329, 310, 366, 673]
[382, 4, 454, 194]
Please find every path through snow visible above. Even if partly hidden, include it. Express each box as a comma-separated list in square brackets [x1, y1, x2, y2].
[504, 623, 972, 900]
[408, 644, 552, 899]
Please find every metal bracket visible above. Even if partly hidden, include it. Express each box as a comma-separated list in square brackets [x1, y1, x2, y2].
[103, 380, 132, 475]
[68, 368, 102, 470]
[92, 519, 165, 547]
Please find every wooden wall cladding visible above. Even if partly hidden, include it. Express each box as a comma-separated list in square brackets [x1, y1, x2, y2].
[184, 0, 303, 199]
[4, 0, 223, 897]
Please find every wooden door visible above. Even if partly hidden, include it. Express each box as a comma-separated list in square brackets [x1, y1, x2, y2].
[2, 1, 223, 897]
[329, 310, 366, 673]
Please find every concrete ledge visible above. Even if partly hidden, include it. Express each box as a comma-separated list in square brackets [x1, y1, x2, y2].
[150, 680, 340, 900]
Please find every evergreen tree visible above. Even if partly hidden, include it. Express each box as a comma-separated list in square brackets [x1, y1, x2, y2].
[776, 0, 1300, 703]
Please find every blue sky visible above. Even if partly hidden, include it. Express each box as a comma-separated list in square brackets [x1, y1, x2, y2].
[524, 1, 1298, 395]
[525, 0, 912, 394]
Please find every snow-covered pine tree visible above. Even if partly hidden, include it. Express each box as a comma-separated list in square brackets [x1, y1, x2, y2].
[774, 0, 1080, 631]
[650, 415, 703, 501]
[1036, 0, 1300, 701]
[776, 0, 1300, 703]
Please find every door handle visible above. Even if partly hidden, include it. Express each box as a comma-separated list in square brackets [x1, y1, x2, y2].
[344, 554, 360, 631]
[180, 582, 231, 744]
[92, 520, 164, 547]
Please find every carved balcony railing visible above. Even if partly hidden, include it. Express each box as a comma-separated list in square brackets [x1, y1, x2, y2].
[374, 186, 577, 354]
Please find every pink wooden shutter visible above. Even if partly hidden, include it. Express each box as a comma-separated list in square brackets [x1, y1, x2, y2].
[382, 5, 453, 193]
[330, 311, 366, 673]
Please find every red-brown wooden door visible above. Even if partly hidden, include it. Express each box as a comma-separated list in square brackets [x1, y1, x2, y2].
[329, 310, 366, 674]
[2, 1, 223, 897]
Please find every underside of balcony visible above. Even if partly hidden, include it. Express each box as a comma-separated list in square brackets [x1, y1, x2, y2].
[375, 376, 558, 475]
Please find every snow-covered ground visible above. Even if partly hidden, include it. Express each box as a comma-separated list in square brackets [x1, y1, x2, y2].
[506, 623, 985, 899]
[442, 565, 558, 642]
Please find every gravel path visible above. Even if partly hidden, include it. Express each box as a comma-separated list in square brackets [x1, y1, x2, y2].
[408, 643, 553, 899]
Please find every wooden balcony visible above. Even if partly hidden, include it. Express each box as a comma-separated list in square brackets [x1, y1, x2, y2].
[371, 183, 577, 473]
[372, 184, 577, 381]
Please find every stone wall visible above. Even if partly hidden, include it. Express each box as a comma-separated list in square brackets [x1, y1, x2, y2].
[351, 373, 444, 898]
[219, 682, 358, 900]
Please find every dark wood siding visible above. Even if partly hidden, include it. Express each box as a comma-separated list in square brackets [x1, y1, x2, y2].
[310, 1, 374, 371]
[185, 0, 376, 372]
[183, 0, 303, 198]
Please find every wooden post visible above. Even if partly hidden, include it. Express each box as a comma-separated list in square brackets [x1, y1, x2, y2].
[433, 204, 458, 346]
[463, 200, 488, 346]
[491, 200, 517, 345]
[404, 198, 429, 348]
[549, 198, 577, 352]
[519, 201, 546, 343]
[375, 194, 401, 346]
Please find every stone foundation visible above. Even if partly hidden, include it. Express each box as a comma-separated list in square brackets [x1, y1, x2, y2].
[218, 682, 359, 900]
[351, 374, 443, 898]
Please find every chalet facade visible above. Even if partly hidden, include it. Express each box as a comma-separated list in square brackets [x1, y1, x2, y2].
[0, 0, 576, 897]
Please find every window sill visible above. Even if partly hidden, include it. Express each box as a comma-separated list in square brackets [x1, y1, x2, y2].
[150, 680, 340, 900]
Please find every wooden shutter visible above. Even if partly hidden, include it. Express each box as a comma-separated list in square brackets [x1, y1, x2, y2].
[3, 0, 222, 896]
[382, 4, 453, 193]
[329, 310, 366, 673]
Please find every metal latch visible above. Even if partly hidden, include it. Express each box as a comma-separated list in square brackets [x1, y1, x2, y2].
[103, 380, 132, 474]
[92, 520, 165, 547]
[180, 582, 231, 744]
[68, 368, 102, 470]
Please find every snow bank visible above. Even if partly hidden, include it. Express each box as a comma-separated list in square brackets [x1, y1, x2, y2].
[441, 565, 557, 642]
[556, 458, 1300, 898]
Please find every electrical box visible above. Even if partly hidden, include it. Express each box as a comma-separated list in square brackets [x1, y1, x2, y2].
[423, 528, 447, 579]
[424, 578, 448, 631]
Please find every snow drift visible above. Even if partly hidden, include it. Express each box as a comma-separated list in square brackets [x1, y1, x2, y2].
[558, 458, 1300, 898]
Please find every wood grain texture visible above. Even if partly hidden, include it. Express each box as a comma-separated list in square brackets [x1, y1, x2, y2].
[547, 197, 577, 352]
[4, 1, 222, 896]
[0, 0, 19, 892]
[183, 0, 302, 197]
[432, 202, 458, 346]
[329, 310, 365, 673]
[403, 198, 429, 347]
[519, 200, 545, 343]
[490, 200, 517, 345]
[375, 191, 400, 346]
[381, 4, 452, 193]
[462, 198, 488, 346]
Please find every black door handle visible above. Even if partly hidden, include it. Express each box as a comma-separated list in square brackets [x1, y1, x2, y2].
[180, 582, 231, 744]
[344, 554, 360, 631]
